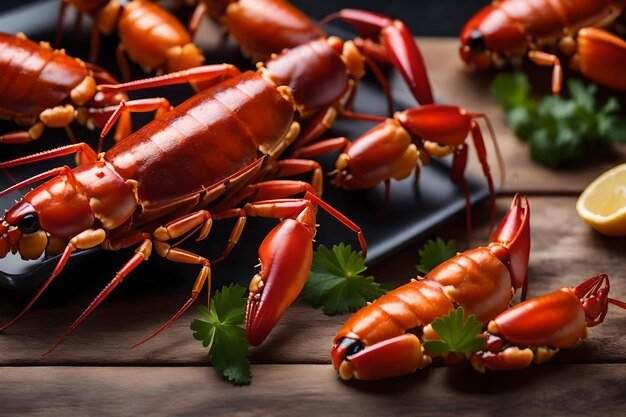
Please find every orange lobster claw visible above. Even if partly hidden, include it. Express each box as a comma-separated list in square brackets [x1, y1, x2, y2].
[471, 273, 626, 372]
[245, 192, 365, 346]
[246, 218, 314, 346]
[322, 9, 434, 105]
[332, 334, 427, 380]
[489, 194, 530, 299]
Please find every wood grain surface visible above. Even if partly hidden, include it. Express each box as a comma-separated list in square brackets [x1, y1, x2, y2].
[1, 37, 625, 416]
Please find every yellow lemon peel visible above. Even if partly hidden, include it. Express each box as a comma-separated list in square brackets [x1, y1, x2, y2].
[576, 163, 626, 236]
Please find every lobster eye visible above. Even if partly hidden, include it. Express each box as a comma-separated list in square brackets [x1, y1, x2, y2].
[337, 337, 364, 357]
[467, 29, 486, 51]
[18, 213, 40, 234]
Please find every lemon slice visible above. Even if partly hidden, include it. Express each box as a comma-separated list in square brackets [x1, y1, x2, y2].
[576, 163, 626, 236]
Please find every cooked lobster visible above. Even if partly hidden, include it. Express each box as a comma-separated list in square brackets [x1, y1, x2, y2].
[0, 36, 373, 352]
[332, 194, 530, 380]
[460, 0, 626, 92]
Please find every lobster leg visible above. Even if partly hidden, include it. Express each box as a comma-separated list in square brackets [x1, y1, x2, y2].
[451, 143, 471, 241]
[292, 137, 351, 159]
[468, 120, 496, 230]
[98, 64, 241, 93]
[187, 1, 208, 40]
[54, 0, 68, 48]
[97, 98, 172, 151]
[261, 160, 324, 196]
[132, 180, 327, 347]
[323, 9, 434, 105]
[0, 125, 45, 144]
[44, 238, 153, 355]
[395, 105, 503, 240]
[213, 180, 316, 257]
[528, 50, 563, 94]
[1, 223, 109, 333]
[291, 106, 337, 149]
[116, 43, 133, 83]
[132, 245, 212, 349]
[0, 243, 76, 333]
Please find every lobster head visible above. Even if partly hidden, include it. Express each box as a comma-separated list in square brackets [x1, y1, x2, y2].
[459, 4, 527, 70]
[0, 175, 96, 261]
[332, 119, 418, 191]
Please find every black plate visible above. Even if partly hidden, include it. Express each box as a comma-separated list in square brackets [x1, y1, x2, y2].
[0, 0, 490, 290]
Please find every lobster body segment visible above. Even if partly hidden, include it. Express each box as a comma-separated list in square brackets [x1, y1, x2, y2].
[105, 71, 295, 209]
[425, 247, 511, 324]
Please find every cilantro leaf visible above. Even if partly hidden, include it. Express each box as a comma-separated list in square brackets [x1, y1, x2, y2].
[423, 307, 486, 354]
[190, 284, 251, 385]
[302, 243, 386, 315]
[491, 72, 624, 168]
[416, 238, 458, 275]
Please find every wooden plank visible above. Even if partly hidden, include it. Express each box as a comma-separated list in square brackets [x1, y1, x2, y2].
[417, 38, 626, 194]
[1, 364, 626, 416]
[1, 197, 625, 365]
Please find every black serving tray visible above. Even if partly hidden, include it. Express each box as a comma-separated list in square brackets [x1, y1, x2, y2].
[0, 0, 490, 290]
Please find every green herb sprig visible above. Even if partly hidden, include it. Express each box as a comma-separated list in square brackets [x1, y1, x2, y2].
[491, 72, 626, 167]
[190, 284, 251, 385]
[416, 238, 458, 275]
[423, 307, 486, 355]
[302, 243, 387, 315]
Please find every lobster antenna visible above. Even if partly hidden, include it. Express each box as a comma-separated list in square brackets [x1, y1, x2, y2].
[472, 113, 505, 190]
[1, 169, 24, 198]
[0, 167, 69, 198]
[131, 297, 197, 349]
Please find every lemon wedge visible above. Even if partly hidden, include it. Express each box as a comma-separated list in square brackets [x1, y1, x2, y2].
[576, 163, 626, 236]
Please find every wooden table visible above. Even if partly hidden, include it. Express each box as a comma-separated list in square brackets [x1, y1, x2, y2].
[1, 38, 626, 416]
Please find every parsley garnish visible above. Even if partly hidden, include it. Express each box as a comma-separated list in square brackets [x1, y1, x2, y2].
[491, 72, 626, 167]
[423, 307, 486, 354]
[416, 238, 458, 275]
[302, 243, 387, 315]
[190, 284, 251, 385]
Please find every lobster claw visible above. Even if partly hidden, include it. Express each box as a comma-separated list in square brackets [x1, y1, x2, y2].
[332, 334, 428, 380]
[246, 218, 314, 346]
[489, 194, 530, 296]
[324, 9, 434, 105]
[245, 192, 365, 346]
